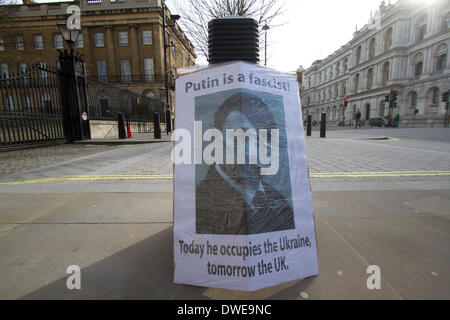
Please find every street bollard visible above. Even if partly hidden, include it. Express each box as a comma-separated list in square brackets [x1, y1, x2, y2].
[166, 110, 172, 134]
[117, 112, 126, 139]
[154, 112, 161, 139]
[320, 112, 326, 138]
[307, 114, 312, 136]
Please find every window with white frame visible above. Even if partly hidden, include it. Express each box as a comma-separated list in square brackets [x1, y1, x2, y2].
[0, 63, 9, 79]
[94, 33, 104, 47]
[118, 31, 128, 46]
[34, 35, 44, 50]
[121, 59, 131, 82]
[75, 33, 84, 48]
[39, 62, 48, 84]
[54, 34, 64, 49]
[5, 96, 14, 111]
[97, 60, 107, 83]
[15, 36, 24, 50]
[144, 58, 155, 81]
[41, 93, 52, 114]
[25, 96, 32, 112]
[0, 37, 4, 51]
[414, 53, 424, 77]
[142, 30, 152, 45]
[19, 62, 28, 84]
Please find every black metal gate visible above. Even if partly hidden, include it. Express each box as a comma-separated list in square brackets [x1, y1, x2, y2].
[0, 64, 65, 149]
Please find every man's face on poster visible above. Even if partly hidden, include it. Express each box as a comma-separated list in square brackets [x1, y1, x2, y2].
[220, 110, 261, 192]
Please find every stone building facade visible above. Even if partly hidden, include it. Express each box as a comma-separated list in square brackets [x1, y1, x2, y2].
[0, 0, 196, 116]
[301, 0, 450, 127]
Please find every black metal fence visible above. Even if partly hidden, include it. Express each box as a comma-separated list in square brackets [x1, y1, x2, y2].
[0, 64, 65, 149]
[0, 61, 166, 149]
[85, 77, 165, 133]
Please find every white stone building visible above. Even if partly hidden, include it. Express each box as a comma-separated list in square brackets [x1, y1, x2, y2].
[301, 0, 450, 127]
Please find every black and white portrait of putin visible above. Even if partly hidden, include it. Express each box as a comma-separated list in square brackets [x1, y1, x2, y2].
[196, 91, 295, 235]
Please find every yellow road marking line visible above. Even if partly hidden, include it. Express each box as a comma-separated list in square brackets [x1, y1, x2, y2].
[1, 171, 450, 185]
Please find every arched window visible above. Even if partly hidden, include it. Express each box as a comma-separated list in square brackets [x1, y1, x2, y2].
[382, 61, 390, 85]
[342, 81, 346, 96]
[355, 45, 362, 65]
[369, 38, 376, 59]
[336, 62, 340, 76]
[367, 68, 374, 89]
[326, 107, 331, 120]
[384, 27, 393, 51]
[343, 57, 348, 73]
[409, 91, 418, 107]
[435, 43, 448, 72]
[417, 14, 427, 42]
[414, 52, 424, 76]
[428, 87, 440, 105]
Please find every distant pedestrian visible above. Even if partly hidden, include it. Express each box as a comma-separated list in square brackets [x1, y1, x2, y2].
[355, 110, 362, 129]
[393, 114, 400, 127]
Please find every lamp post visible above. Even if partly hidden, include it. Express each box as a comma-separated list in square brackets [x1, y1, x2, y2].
[56, 22, 89, 142]
[57, 23, 80, 50]
[262, 22, 269, 67]
[161, 0, 180, 134]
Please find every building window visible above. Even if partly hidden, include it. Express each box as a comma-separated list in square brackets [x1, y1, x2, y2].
[179, 52, 183, 62]
[0, 63, 9, 79]
[431, 88, 440, 104]
[97, 60, 107, 83]
[354, 73, 360, 91]
[142, 30, 152, 45]
[41, 93, 52, 114]
[120, 59, 131, 82]
[415, 61, 423, 76]
[25, 96, 31, 112]
[18, 62, 28, 84]
[413, 53, 424, 77]
[0, 37, 4, 51]
[118, 31, 128, 46]
[417, 15, 427, 42]
[54, 34, 64, 49]
[75, 34, 84, 48]
[438, 53, 447, 71]
[384, 27, 393, 51]
[186, 58, 190, 67]
[5, 96, 14, 111]
[355, 45, 362, 65]
[382, 61, 390, 85]
[94, 33, 104, 47]
[446, 12, 450, 30]
[15, 36, 24, 50]
[343, 58, 347, 73]
[410, 92, 418, 107]
[367, 68, 373, 89]
[144, 58, 155, 81]
[34, 35, 44, 50]
[369, 38, 376, 58]
[39, 62, 48, 85]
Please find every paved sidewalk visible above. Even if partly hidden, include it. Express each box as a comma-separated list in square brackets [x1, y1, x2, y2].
[0, 189, 448, 299]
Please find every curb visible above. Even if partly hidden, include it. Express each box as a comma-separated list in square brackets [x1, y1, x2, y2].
[74, 139, 172, 146]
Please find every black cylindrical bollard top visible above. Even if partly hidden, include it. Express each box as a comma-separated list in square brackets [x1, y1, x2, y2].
[208, 16, 259, 64]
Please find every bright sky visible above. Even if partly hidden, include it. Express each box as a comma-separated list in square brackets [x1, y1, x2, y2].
[24, 0, 399, 72]
[167, 0, 399, 72]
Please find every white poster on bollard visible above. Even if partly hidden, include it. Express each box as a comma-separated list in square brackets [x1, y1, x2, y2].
[172, 61, 318, 291]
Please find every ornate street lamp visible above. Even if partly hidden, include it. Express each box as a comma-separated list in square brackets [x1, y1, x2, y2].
[57, 23, 80, 48]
